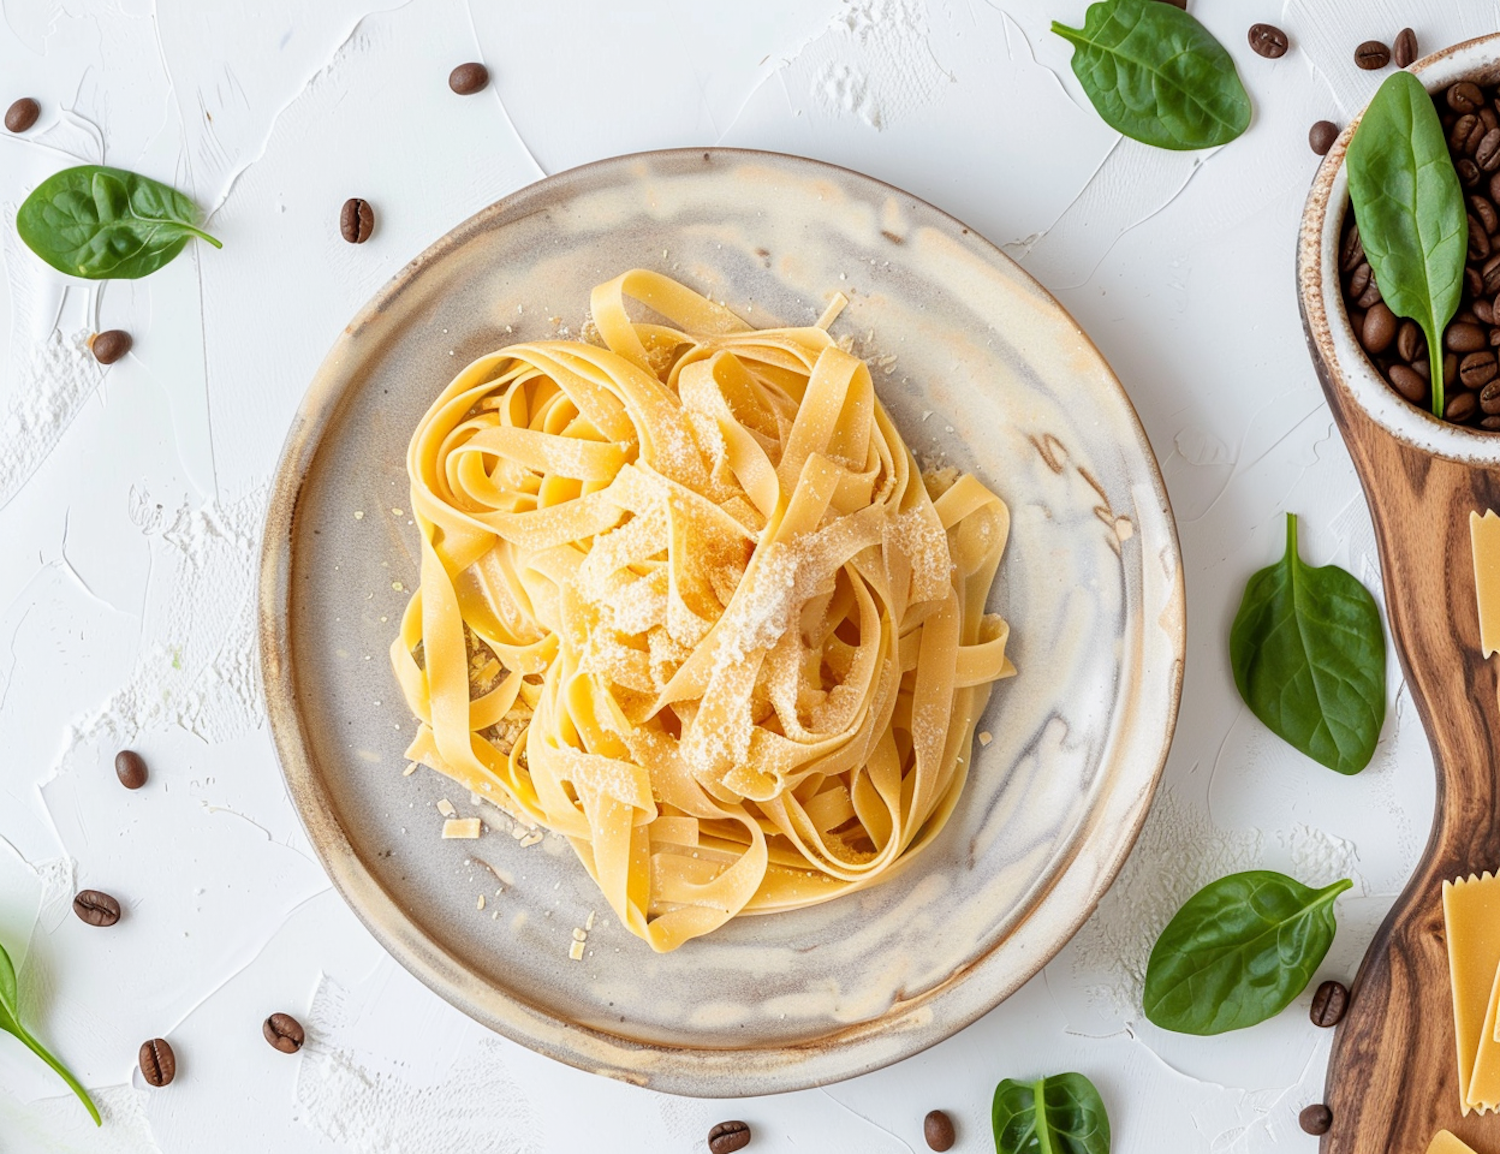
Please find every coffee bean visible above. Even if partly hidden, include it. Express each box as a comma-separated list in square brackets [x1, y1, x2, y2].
[1309, 120, 1339, 156]
[115, 748, 148, 789]
[1362, 303, 1398, 354]
[1485, 107, 1500, 134]
[1464, 352, 1500, 390]
[89, 329, 132, 365]
[263, 1012, 305, 1054]
[1299, 1104, 1333, 1136]
[1248, 24, 1289, 58]
[707, 1121, 751, 1154]
[1482, 380, 1500, 414]
[1457, 308, 1481, 326]
[924, 1109, 956, 1151]
[1453, 114, 1483, 154]
[1349, 309, 1367, 336]
[1473, 195, 1500, 235]
[1484, 254, 1500, 295]
[1348, 262, 1372, 299]
[4, 97, 39, 133]
[1356, 276, 1383, 309]
[1470, 217, 1492, 262]
[1393, 27, 1418, 68]
[340, 198, 374, 244]
[1448, 391, 1479, 422]
[1340, 224, 1365, 273]
[72, 889, 121, 927]
[1449, 322, 1490, 352]
[1452, 82, 1486, 113]
[1460, 158, 1483, 188]
[1469, 266, 1487, 297]
[1355, 41, 1390, 70]
[1397, 319, 1425, 362]
[1479, 129, 1500, 172]
[1388, 363, 1428, 402]
[1309, 979, 1350, 1027]
[1484, 415, 1500, 430]
[1449, 352, 1461, 385]
[448, 62, 489, 95]
[1478, 298, 1495, 326]
[140, 1038, 176, 1087]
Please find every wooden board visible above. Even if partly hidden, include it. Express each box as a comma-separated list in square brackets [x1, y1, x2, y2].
[1317, 372, 1500, 1153]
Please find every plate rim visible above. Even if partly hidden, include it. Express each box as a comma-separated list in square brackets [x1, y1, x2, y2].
[257, 145, 1186, 1096]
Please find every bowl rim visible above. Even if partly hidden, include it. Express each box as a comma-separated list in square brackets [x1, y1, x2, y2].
[257, 146, 1187, 1096]
[1299, 32, 1500, 463]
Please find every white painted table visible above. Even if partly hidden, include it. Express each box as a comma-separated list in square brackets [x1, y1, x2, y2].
[0, 1, 1468, 1149]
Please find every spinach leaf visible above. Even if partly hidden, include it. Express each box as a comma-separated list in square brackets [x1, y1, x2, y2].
[992, 1072, 1110, 1154]
[16, 165, 222, 280]
[0, 938, 99, 1125]
[1051, 0, 1250, 150]
[1346, 70, 1467, 416]
[1229, 513, 1385, 775]
[1143, 870, 1351, 1035]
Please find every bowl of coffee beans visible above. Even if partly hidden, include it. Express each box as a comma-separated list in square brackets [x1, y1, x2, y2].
[1300, 31, 1500, 456]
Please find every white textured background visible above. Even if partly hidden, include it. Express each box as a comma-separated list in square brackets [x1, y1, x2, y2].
[0, 1, 1480, 1150]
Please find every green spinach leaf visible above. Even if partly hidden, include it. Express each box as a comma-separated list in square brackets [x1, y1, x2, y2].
[1143, 870, 1351, 1035]
[992, 1072, 1110, 1154]
[1230, 513, 1385, 775]
[1347, 69, 1467, 416]
[0, 938, 99, 1125]
[1051, 0, 1250, 150]
[16, 165, 221, 280]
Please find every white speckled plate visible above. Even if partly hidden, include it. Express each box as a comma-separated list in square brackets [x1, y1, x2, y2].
[259, 149, 1184, 1096]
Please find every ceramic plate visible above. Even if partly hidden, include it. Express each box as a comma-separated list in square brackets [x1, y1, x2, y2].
[259, 148, 1184, 1096]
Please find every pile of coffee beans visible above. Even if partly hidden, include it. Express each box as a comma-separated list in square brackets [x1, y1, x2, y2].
[1340, 77, 1500, 430]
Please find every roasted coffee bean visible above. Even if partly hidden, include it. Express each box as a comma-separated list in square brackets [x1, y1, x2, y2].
[448, 62, 489, 95]
[140, 1038, 176, 1087]
[1340, 224, 1365, 273]
[923, 1110, 956, 1152]
[1482, 380, 1500, 414]
[340, 198, 374, 244]
[1348, 262, 1372, 299]
[1356, 276, 1383, 309]
[1309, 979, 1350, 1027]
[1362, 303, 1398, 354]
[1413, 356, 1431, 379]
[115, 748, 148, 789]
[1465, 352, 1500, 390]
[4, 97, 39, 133]
[1355, 40, 1390, 70]
[1388, 363, 1429, 402]
[1449, 391, 1479, 422]
[1478, 298, 1495, 326]
[1397, 319, 1425, 362]
[1483, 415, 1500, 430]
[89, 329, 132, 365]
[1484, 254, 1500, 295]
[1461, 158, 1484, 188]
[263, 1013, 305, 1054]
[1457, 308, 1481, 326]
[1451, 81, 1486, 113]
[1471, 221, 1493, 262]
[1393, 27, 1418, 68]
[1299, 1104, 1333, 1136]
[72, 889, 121, 927]
[1248, 24, 1289, 58]
[1449, 322, 1490, 353]
[1473, 195, 1499, 234]
[707, 1121, 751, 1154]
[1309, 120, 1339, 156]
[1454, 114, 1484, 154]
[1349, 308, 1367, 336]
[1479, 129, 1500, 172]
[1469, 266, 1488, 297]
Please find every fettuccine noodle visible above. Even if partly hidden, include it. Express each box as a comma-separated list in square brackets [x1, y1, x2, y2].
[392, 270, 1014, 952]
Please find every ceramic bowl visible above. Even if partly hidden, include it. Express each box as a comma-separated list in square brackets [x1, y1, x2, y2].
[259, 148, 1185, 1095]
[1299, 32, 1500, 460]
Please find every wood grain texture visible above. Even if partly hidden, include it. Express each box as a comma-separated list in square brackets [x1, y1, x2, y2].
[1316, 371, 1500, 1153]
